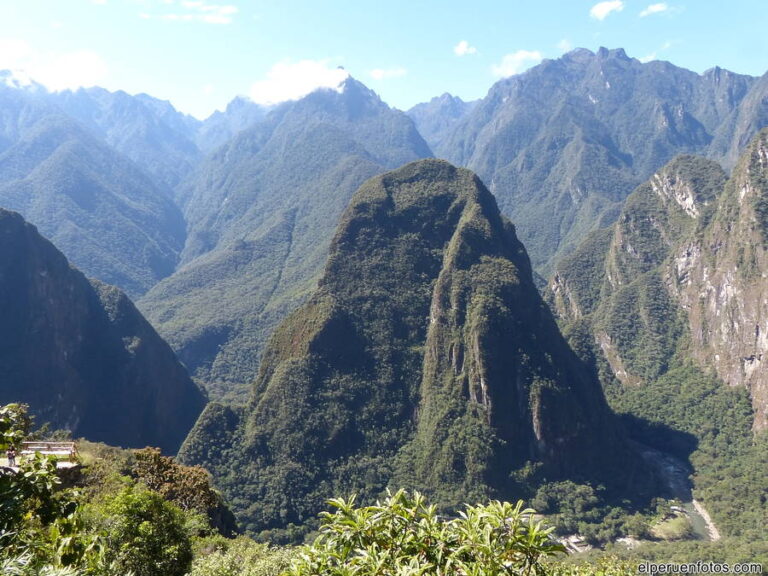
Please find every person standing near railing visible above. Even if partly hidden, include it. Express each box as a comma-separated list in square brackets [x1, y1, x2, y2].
[6, 444, 16, 467]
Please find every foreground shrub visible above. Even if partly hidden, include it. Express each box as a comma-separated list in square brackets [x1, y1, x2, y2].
[95, 486, 192, 576]
[188, 536, 292, 576]
[288, 489, 564, 575]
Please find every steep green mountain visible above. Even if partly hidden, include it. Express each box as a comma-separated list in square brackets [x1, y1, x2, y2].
[0, 209, 205, 452]
[49, 87, 202, 190]
[673, 130, 768, 431]
[139, 78, 432, 400]
[0, 113, 186, 297]
[407, 93, 476, 152]
[437, 48, 758, 274]
[548, 131, 768, 545]
[179, 159, 634, 535]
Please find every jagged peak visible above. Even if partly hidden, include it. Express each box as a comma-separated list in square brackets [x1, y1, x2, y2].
[336, 75, 382, 102]
[597, 46, 630, 61]
[564, 47, 596, 61]
[560, 47, 633, 65]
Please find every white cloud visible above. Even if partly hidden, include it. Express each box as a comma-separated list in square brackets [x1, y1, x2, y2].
[91, 0, 107, 4]
[557, 38, 573, 53]
[35, 51, 109, 91]
[491, 50, 543, 78]
[0, 38, 109, 91]
[640, 40, 674, 62]
[640, 3, 668, 16]
[143, 0, 238, 24]
[590, 1, 624, 20]
[454, 40, 478, 56]
[249, 59, 350, 105]
[369, 67, 407, 80]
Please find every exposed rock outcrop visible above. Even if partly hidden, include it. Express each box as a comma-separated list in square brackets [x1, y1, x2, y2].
[551, 130, 768, 431]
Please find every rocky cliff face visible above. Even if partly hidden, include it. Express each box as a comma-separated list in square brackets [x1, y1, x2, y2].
[672, 131, 768, 430]
[551, 130, 768, 431]
[180, 159, 631, 533]
[0, 209, 205, 452]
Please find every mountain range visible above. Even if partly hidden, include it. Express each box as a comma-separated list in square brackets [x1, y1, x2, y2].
[429, 48, 768, 275]
[3, 48, 768, 402]
[0, 49, 768, 547]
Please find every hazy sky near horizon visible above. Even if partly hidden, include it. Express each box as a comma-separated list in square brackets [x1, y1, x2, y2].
[0, 0, 765, 119]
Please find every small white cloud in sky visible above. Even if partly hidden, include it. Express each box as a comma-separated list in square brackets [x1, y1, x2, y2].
[557, 38, 573, 53]
[590, 1, 624, 20]
[454, 40, 478, 56]
[250, 59, 350, 105]
[492, 50, 543, 78]
[0, 38, 109, 91]
[202, 83, 215, 95]
[640, 3, 668, 16]
[640, 40, 674, 63]
[369, 67, 407, 80]
[91, 0, 107, 4]
[143, 0, 238, 24]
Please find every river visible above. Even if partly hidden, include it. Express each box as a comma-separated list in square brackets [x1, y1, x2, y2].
[635, 442, 720, 541]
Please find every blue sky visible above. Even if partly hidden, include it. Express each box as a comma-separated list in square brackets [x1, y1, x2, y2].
[0, 0, 766, 119]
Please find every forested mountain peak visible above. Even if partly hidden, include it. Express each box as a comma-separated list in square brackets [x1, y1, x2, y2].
[179, 159, 635, 535]
[407, 92, 477, 152]
[0, 112, 186, 297]
[49, 85, 202, 190]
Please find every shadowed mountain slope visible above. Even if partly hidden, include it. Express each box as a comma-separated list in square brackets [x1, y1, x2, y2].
[0, 209, 205, 452]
